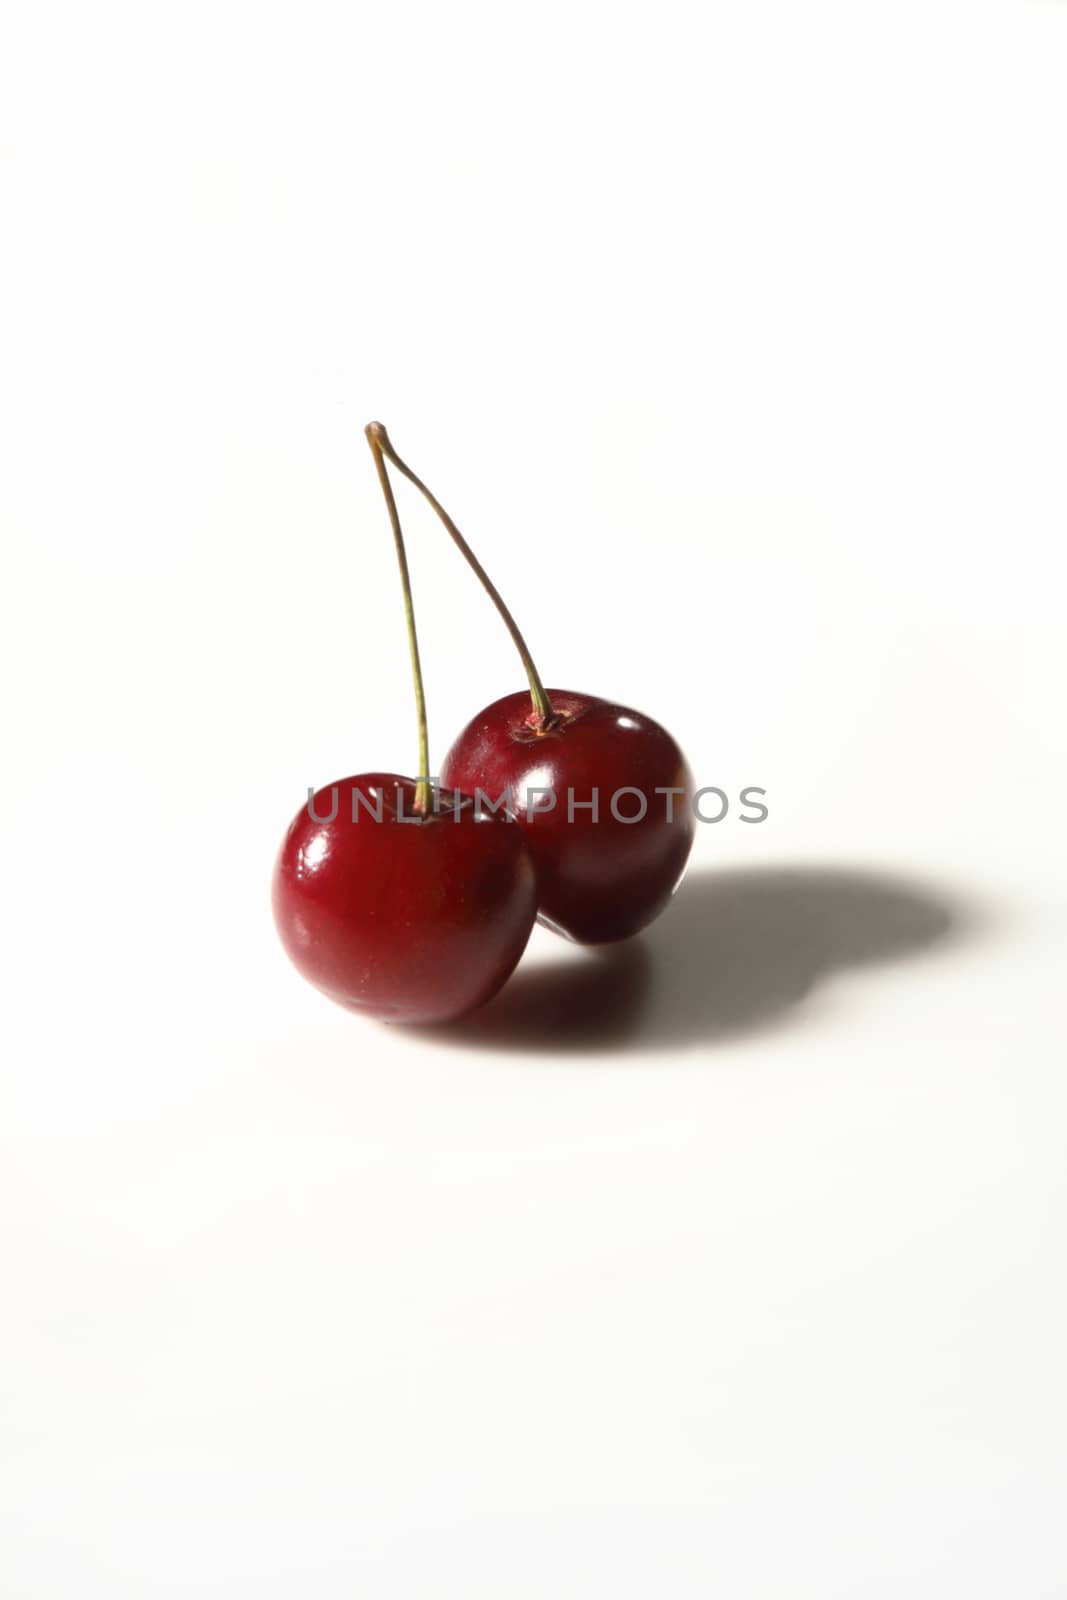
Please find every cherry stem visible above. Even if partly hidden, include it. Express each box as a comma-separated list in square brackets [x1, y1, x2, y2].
[365, 426, 432, 815]
[365, 422, 555, 727]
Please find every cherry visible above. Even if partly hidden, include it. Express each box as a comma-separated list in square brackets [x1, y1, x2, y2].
[368, 425, 695, 944]
[271, 427, 537, 1022]
[272, 776, 536, 1022]
[440, 690, 693, 943]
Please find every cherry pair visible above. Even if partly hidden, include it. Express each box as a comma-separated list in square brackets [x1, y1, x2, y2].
[272, 424, 694, 1023]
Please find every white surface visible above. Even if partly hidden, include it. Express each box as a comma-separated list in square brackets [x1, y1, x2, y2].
[2, 2, 1066, 1595]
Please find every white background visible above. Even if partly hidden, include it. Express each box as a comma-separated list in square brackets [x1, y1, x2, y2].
[2, 2, 1066, 1594]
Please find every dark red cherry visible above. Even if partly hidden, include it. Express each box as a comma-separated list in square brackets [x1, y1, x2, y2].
[272, 774, 537, 1023]
[440, 691, 694, 944]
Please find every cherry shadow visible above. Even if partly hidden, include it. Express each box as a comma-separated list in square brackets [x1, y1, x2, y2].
[426, 863, 978, 1054]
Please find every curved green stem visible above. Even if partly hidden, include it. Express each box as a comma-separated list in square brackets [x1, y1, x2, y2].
[365, 426, 432, 815]
[365, 422, 554, 727]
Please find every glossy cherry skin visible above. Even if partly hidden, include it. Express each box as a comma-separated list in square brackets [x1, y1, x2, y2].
[440, 691, 694, 944]
[272, 774, 537, 1023]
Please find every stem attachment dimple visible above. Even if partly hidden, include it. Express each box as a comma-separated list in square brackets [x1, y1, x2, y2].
[365, 425, 432, 816]
[365, 421, 555, 728]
